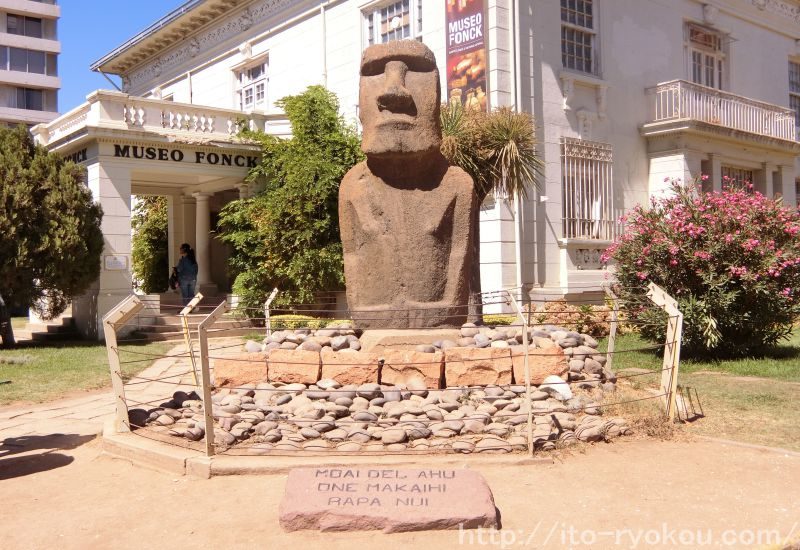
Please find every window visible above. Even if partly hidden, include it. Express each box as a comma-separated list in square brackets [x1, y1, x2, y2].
[687, 23, 724, 89]
[364, 0, 422, 45]
[9, 48, 27, 72]
[0, 47, 56, 75]
[789, 61, 800, 138]
[721, 165, 754, 188]
[7, 15, 43, 38]
[27, 50, 45, 74]
[561, 0, 598, 75]
[237, 61, 267, 111]
[11, 87, 44, 111]
[561, 137, 616, 240]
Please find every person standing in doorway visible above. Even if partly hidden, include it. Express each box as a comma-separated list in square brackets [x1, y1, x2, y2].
[176, 243, 198, 307]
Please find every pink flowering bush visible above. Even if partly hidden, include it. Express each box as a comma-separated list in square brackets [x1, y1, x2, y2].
[604, 180, 800, 357]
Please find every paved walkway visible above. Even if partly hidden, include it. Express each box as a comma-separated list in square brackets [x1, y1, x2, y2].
[0, 338, 244, 440]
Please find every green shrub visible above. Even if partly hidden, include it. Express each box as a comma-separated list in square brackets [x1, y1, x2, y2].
[482, 314, 517, 326]
[268, 315, 352, 330]
[131, 196, 169, 293]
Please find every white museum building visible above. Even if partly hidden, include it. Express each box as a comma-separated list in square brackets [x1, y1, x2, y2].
[32, 0, 800, 338]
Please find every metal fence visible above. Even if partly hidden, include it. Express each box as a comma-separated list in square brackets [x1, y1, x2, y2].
[103, 283, 684, 459]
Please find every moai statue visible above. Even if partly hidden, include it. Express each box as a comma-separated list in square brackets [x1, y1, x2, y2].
[339, 40, 478, 329]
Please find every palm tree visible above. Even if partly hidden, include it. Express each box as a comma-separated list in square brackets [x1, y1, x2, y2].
[441, 102, 544, 320]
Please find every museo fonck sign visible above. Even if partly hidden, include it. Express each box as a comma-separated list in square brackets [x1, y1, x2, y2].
[113, 144, 258, 168]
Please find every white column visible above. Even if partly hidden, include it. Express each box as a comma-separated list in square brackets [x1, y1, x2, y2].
[193, 192, 212, 285]
[181, 194, 196, 251]
[236, 183, 250, 200]
[78, 162, 132, 340]
[778, 165, 797, 206]
[167, 195, 183, 270]
[756, 162, 775, 198]
[709, 154, 722, 192]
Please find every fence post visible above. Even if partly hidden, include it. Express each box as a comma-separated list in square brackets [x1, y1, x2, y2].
[646, 283, 684, 421]
[198, 300, 229, 457]
[264, 287, 279, 338]
[507, 290, 534, 457]
[603, 286, 620, 371]
[179, 292, 204, 388]
[102, 295, 145, 433]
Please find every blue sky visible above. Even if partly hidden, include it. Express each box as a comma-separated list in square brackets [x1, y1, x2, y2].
[59, 0, 186, 112]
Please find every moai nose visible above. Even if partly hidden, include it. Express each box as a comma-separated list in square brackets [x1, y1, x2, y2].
[377, 61, 415, 114]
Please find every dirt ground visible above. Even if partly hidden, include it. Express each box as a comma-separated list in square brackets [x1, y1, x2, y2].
[1, 435, 798, 549]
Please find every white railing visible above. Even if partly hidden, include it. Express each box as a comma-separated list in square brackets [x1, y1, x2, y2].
[647, 80, 797, 142]
[34, 90, 290, 146]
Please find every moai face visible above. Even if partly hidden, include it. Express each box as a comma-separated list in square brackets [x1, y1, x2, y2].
[359, 40, 442, 158]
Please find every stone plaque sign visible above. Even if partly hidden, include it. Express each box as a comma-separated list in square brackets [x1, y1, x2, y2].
[279, 467, 498, 533]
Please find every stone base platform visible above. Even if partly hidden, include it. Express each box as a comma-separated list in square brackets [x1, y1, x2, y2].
[101, 420, 550, 479]
[358, 329, 462, 353]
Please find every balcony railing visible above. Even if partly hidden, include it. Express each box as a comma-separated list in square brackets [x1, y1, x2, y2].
[33, 90, 290, 147]
[646, 79, 797, 142]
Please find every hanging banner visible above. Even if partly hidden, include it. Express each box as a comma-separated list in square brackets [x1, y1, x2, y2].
[445, 0, 487, 110]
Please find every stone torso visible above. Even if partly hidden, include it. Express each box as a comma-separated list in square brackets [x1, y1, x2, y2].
[339, 161, 477, 328]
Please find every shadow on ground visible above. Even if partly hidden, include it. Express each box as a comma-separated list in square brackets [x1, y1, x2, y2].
[0, 433, 96, 480]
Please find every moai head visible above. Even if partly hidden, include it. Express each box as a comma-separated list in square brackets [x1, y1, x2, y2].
[359, 40, 442, 158]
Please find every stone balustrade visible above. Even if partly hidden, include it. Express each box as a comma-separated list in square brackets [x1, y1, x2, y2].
[33, 90, 290, 146]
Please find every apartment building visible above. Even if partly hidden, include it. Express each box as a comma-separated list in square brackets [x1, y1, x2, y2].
[31, 0, 800, 338]
[0, 0, 59, 126]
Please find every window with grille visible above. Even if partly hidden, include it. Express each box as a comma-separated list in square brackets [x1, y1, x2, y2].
[561, 138, 616, 241]
[687, 23, 725, 89]
[789, 61, 800, 138]
[364, 0, 422, 45]
[721, 165, 754, 188]
[237, 60, 267, 111]
[561, 0, 598, 75]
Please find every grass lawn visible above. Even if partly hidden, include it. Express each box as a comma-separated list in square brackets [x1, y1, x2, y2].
[0, 340, 173, 406]
[601, 329, 800, 451]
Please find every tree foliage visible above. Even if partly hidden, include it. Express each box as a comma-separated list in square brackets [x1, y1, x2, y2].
[0, 125, 103, 345]
[218, 86, 363, 312]
[605, 180, 800, 357]
[131, 195, 169, 294]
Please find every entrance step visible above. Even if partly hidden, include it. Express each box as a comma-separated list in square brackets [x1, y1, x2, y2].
[126, 314, 259, 342]
[15, 315, 81, 343]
